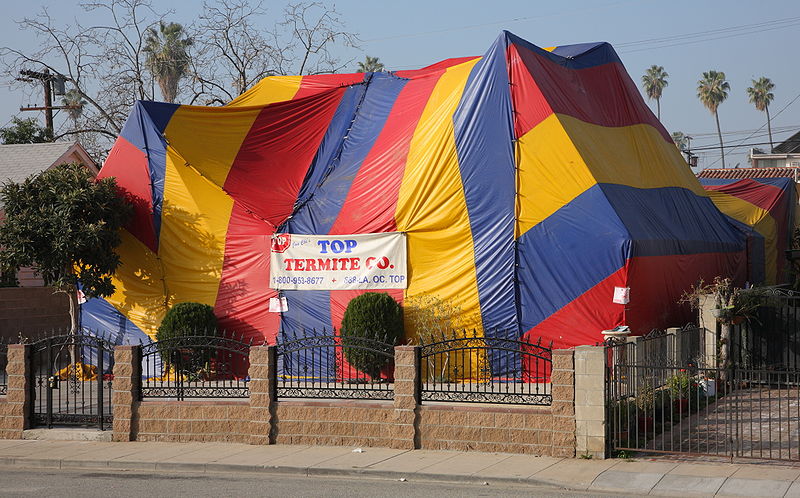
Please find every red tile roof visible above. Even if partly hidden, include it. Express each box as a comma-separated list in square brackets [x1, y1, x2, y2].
[696, 167, 800, 180]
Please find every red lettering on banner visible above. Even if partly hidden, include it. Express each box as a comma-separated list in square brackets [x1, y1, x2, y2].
[337, 258, 349, 270]
[366, 257, 375, 269]
[295, 259, 305, 271]
[306, 259, 318, 271]
[350, 258, 360, 270]
[318, 259, 331, 271]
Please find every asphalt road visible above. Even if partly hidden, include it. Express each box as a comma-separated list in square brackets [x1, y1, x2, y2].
[0, 467, 627, 497]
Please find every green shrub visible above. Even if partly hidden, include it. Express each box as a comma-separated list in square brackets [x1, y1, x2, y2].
[156, 302, 218, 372]
[340, 292, 403, 379]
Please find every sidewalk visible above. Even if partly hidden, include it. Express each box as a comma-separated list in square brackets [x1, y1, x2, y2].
[1, 438, 800, 497]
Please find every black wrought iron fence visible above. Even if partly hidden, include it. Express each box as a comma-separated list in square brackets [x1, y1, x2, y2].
[140, 331, 255, 400]
[276, 328, 395, 400]
[418, 330, 552, 405]
[730, 292, 800, 371]
[606, 327, 800, 462]
[0, 340, 8, 396]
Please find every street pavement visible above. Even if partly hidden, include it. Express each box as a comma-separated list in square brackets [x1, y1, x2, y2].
[1, 438, 800, 496]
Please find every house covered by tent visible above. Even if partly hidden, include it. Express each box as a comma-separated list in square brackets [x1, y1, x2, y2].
[86, 31, 751, 349]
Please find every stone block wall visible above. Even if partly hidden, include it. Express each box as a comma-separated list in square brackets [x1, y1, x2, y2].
[0, 342, 600, 458]
[274, 402, 398, 447]
[417, 349, 575, 457]
[135, 402, 251, 443]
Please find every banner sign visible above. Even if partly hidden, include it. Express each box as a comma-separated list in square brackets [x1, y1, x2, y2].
[270, 232, 407, 290]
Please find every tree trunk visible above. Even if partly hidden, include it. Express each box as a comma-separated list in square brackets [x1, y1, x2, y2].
[719, 321, 731, 381]
[656, 98, 661, 121]
[715, 110, 725, 168]
[66, 286, 80, 367]
[766, 105, 773, 152]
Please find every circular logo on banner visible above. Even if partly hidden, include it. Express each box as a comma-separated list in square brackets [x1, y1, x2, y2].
[271, 233, 291, 253]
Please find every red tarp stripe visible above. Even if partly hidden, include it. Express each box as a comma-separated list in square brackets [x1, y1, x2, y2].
[507, 43, 554, 139]
[293, 73, 366, 100]
[527, 250, 746, 348]
[98, 136, 158, 252]
[223, 88, 347, 227]
[328, 71, 445, 234]
[214, 202, 280, 344]
[393, 56, 480, 78]
[511, 42, 670, 140]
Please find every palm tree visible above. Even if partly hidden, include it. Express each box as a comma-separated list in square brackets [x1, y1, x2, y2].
[61, 89, 86, 128]
[641, 65, 669, 120]
[697, 70, 730, 168]
[143, 22, 192, 103]
[747, 77, 776, 151]
[357, 56, 385, 73]
[671, 131, 688, 152]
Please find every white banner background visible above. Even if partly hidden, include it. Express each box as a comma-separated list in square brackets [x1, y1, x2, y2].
[270, 233, 407, 290]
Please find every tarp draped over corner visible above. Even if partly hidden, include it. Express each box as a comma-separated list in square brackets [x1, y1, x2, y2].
[87, 31, 749, 350]
[699, 177, 797, 286]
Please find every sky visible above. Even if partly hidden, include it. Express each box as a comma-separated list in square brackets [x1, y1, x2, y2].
[0, 0, 798, 170]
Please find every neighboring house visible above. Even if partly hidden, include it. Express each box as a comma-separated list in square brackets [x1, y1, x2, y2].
[748, 130, 800, 170]
[0, 141, 98, 287]
[696, 165, 800, 181]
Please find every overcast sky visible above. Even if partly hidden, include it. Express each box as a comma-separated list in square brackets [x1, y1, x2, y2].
[1, 0, 797, 170]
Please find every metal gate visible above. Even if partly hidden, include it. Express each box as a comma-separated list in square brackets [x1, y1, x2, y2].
[605, 326, 800, 462]
[29, 333, 114, 430]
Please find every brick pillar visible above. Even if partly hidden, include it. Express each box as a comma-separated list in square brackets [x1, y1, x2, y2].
[574, 345, 607, 458]
[392, 345, 420, 449]
[112, 345, 140, 442]
[3, 344, 30, 438]
[249, 345, 276, 445]
[550, 349, 575, 457]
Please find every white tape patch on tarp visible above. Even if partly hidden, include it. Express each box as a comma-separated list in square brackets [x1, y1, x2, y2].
[270, 232, 407, 290]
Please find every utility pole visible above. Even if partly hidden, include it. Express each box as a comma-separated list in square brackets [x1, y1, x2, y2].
[17, 69, 68, 138]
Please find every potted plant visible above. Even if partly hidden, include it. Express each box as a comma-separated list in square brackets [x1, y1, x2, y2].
[668, 371, 693, 413]
[635, 382, 655, 433]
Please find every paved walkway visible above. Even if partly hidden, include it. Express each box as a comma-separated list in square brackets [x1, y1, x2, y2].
[2, 438, 800, 496]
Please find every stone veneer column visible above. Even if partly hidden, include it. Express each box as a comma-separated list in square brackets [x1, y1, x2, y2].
[550, 349, 575, 457]
[112, 345, 140, 441]
[392, 345, 420, 449]
[574, 345, 607, 458]
[4, 344, 30, 437]
[249, 345, 276, 445]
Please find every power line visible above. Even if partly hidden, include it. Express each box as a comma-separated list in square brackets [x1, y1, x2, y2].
[361, 0, 637, 42]
[703, 91, 800, 168]
[386, 14, 800, 69]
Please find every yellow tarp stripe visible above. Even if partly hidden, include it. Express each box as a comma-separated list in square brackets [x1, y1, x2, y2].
[395, 58, 484, 340]
[516, 113, 707, 238]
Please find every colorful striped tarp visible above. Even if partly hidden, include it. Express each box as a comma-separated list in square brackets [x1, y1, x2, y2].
[89, 31, 748, 349]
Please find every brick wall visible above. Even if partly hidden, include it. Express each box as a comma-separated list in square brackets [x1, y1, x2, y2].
[274, 402, 397, 447]
[0, 343, 587, 458]
[417, 349, 575, 457]
[135, 402, 251, 443]
[0, 288, 69, 340]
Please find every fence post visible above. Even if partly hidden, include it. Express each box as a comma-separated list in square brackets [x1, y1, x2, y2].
[699, 295, 719, 369]
[666, 327, 681, 366]
[574, 345, 607, 459]
[393, 345, 420, 449]
[112, 344, 140, 442]
[3, 344, 30, 438]
[551, 349, 575, 458]
[249, 345, 276, 445]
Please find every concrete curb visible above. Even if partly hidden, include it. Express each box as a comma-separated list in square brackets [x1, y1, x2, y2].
[3, 441, 800, 496]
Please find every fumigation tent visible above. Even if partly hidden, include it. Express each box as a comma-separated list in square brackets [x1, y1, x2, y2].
[86, 31, 750, 349]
